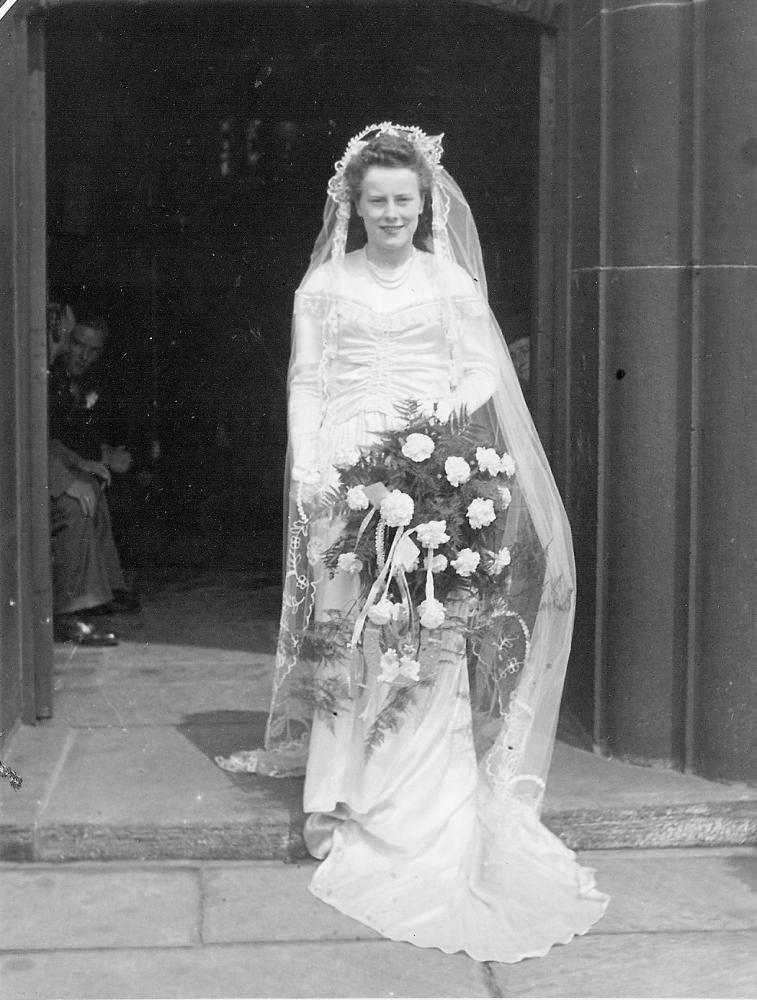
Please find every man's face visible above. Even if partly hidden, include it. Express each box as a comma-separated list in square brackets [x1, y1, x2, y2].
[66, 325, 105, 378]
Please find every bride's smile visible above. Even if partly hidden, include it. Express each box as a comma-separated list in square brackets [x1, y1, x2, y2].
[356, 165, 424, 266]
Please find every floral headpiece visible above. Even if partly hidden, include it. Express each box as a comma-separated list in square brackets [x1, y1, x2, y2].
[327, 122, 444, 207]
[326, 123, 451, 263]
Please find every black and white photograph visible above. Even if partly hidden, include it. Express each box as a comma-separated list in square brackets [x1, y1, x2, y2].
[1, 1, 756, 997]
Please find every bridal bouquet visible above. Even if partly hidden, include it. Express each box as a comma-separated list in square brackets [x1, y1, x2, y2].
[324, 409, 516, 616]
[303, 407, 534, 752]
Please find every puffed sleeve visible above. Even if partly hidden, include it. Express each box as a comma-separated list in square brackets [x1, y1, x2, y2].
[289, 279, 328, 484]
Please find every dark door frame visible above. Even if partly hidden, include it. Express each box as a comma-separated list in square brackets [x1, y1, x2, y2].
[0, 8, 51, 733]
[8, 0, 567, 728]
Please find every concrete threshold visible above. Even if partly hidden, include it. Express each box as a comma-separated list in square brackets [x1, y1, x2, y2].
[2, 720, 756, 863]
[1, 575, 756, 862]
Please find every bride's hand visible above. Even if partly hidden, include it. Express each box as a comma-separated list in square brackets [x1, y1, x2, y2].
[292, 470, 321, 516]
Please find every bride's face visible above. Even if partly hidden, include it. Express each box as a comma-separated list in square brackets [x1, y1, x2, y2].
[356, 166, 424, 259]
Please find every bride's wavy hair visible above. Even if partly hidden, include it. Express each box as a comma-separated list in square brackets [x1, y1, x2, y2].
[343, 132, 434, 251]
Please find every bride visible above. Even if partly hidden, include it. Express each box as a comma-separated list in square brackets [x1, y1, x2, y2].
[218, 123, 608, 962]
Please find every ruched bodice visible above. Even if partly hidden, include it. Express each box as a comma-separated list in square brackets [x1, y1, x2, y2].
[325, 299, 452, 424]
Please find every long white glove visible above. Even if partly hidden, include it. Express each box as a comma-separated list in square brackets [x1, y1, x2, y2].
[289, 294, 325, 484]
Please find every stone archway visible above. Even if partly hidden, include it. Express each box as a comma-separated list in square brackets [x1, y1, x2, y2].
[5, 0, 569, 735]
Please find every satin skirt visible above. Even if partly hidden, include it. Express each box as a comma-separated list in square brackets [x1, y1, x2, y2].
[302, 601, 608, 963]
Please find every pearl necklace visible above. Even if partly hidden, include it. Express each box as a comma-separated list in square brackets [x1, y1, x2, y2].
[364, 248, 415, 289]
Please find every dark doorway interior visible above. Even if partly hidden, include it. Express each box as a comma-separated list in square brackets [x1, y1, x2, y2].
[45, 1, 540, 577]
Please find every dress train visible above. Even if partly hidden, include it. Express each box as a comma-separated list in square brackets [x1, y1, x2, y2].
[301, 619, 608, 963]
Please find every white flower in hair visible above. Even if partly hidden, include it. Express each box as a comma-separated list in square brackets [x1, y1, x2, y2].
[328, 122, 444, 207]
[324, 123, 453, 266]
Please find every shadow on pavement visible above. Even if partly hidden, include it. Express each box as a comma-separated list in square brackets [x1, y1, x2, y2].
[115, 571, 282, 653]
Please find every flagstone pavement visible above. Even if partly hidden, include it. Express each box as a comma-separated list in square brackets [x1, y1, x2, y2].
[1, 570, 756, 998]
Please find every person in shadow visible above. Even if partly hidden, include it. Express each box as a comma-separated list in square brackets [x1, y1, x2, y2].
[48, 307, 139, 645]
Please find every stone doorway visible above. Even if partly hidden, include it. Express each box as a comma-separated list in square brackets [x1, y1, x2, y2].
[43, 1, 544, 577]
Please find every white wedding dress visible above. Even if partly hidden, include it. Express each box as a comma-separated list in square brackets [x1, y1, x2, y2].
[285, 248, 609, 962]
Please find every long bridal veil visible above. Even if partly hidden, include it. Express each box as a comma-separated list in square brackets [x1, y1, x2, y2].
[217, 125, 577, 822]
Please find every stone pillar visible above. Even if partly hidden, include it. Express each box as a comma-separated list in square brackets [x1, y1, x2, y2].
[569, 0, 696, 766]
[694, 0, 757, 780]
[567, 0, 757, 781]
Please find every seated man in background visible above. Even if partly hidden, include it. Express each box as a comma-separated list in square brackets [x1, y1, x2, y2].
[49, 308, 139, 645]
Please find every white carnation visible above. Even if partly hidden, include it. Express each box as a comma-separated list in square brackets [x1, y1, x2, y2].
[337, 552, 363, 574]
[475, 447, 501, 476]
[424, 553, 449, 573]
[419, 598, 446, 630]
[467, 497, 496, 530]
[378, 649, 400, 683]
[367, 598, 394, 625]
[415, 520, 450, 548]
[451, 548, 481, 577]
[499, 452, 516, 478]
[346, 485, 369, 511]
[401, 433, 435, 462]
[399, 656, 421, 682]
[380, 490, 415, 528]
[488, 546, 512, 576]
[445, 456, 472, 487]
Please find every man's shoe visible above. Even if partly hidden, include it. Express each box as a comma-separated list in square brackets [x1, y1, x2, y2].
[53, 616, 119, 646]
